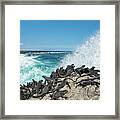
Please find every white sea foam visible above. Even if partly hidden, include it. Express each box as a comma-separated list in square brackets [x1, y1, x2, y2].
[20, 54, 57, 84]
[20, 54, 39, 68]
[20, 31, 100, 84]
[60, 31, 100, 69]
[20, 55, 45, 84]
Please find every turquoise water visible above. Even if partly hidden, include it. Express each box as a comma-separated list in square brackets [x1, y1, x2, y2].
[20, 52, 70, 85]
[20, 31, 100, 85]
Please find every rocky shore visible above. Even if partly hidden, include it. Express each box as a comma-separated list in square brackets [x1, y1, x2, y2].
[20, 64, 100, 100]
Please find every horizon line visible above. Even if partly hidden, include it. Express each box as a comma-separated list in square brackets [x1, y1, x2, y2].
[20, 50, 73, 52]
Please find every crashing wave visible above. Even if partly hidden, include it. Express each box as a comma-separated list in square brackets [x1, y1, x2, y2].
[60, 31, 100, 69]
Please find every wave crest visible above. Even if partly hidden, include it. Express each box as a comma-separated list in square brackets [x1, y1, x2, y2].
[60, 31, 100, 69]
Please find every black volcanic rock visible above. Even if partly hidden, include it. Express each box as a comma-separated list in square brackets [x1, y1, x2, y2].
[20, 64, 100, 100]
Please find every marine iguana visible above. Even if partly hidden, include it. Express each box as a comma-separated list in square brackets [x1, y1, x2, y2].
[50, 90, 68, 100]
[55, 78, 71, 91]
[76, 78, 100, 88]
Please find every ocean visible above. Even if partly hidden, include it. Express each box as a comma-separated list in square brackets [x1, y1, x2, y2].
[20, 51, 70, 85]
[20, 31, 100, 85]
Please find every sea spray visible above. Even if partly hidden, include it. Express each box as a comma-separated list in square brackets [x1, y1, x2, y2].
[20, 52, 68, 84]
[20, 54, 45, 85]
[60, 31, 100, 69]
[20, 31, 100, 85]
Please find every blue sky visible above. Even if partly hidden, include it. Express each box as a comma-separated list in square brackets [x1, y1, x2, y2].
[20, 20, 100, 51]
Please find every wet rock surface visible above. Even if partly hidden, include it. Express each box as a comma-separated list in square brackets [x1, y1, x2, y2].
[20, 64, 100, 100]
